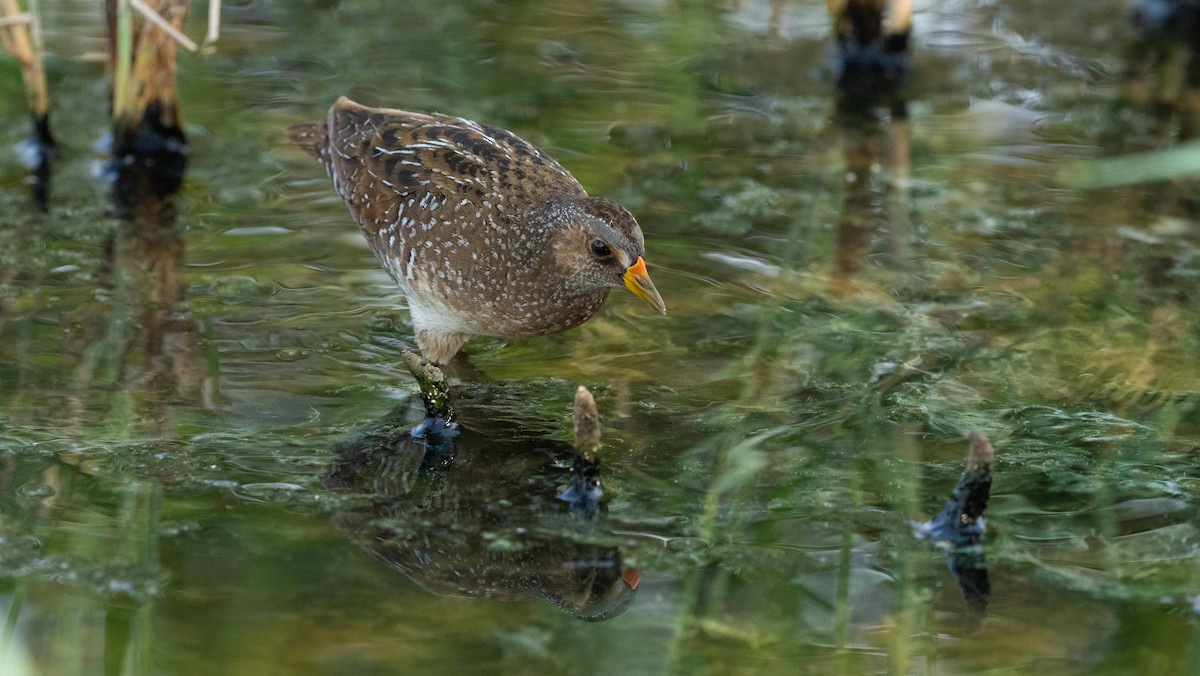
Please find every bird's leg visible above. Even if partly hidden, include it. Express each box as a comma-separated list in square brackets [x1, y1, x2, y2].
[415, 330, 469, 367]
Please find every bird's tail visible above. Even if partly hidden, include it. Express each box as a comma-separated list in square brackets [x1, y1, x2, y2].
[287, 120, 328, 162]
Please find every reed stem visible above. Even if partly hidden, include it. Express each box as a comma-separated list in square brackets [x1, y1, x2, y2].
[0, 0, 48, 117]
[113, 0, 133, 119]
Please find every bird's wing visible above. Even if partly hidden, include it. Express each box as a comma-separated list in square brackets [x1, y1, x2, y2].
[319, 97, 586, 240]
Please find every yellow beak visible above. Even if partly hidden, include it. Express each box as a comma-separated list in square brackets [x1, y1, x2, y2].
[622, 256, 666, 315]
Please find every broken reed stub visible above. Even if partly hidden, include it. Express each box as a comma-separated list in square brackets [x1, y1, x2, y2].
[913, 430, 994, 629]
[916, 430, 995, 543]
[966, 430, 994, 475]
[957, 430, 993, 525]
[561, 386, 603, 516]
[573, 386, 601, 460]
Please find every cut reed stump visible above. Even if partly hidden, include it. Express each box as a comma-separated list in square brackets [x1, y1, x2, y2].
[558, 386, 604, 518]
[0, 0, 54, 211]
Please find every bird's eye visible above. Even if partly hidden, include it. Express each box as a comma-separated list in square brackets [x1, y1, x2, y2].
[590, 240, 612, 258]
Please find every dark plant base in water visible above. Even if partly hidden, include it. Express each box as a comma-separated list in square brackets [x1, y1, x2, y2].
[1132, 0, 1200, 35]
[21, 113, 55, 212]
[1121, 0, 1200, 139]
[108, 100, 189, 210]
[834, 42, 910, 121]
[830, 0, 911, 120]
[557, 454, 603, 519]
[916, 431, 994, 631]
[409, 415, 458, 471]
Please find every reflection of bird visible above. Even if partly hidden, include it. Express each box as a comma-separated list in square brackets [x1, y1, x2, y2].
[323, 387, 640, 621]
[289, 97, 666, 364]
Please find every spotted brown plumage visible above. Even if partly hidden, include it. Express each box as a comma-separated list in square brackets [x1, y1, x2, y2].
[289, 97, 666, 364]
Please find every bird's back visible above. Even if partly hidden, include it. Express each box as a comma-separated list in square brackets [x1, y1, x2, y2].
[289, 97, 585, 253]
[290, 99, 589, 293]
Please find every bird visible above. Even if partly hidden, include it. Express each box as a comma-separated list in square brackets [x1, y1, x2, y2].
[288, 97, 666, 364]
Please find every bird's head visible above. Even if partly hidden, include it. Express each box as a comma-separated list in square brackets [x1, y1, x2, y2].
[549, 197, 667, 315]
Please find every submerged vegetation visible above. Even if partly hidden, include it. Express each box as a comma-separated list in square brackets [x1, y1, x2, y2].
[1, 0, 1200, 673]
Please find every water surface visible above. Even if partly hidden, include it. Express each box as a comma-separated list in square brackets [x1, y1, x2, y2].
[2, 1, 1200, 673]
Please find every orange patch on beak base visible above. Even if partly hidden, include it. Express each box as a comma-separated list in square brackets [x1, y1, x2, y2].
[622, 568, 641, 590]
[622, 257, 666, 315]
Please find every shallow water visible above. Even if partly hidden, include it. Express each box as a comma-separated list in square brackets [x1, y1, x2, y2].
[2, 0, 1200, 673]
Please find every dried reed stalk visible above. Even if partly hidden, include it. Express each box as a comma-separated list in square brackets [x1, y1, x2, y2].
[0, 0, 49, 118]
[107, 0, 189, 138]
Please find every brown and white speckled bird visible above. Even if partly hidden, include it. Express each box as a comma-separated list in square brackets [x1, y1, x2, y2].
[288, 97, 666, 364]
